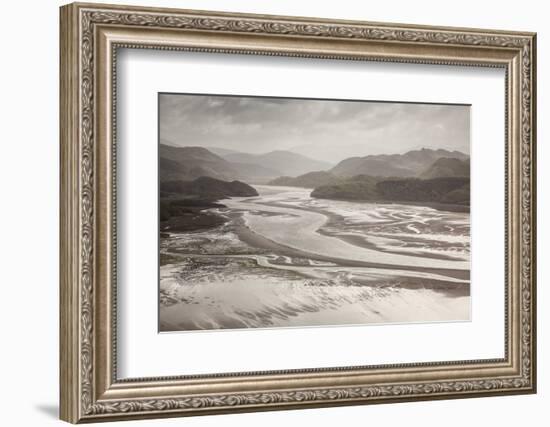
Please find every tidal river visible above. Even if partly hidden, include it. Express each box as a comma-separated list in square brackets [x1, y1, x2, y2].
[159, 186, 471, 332]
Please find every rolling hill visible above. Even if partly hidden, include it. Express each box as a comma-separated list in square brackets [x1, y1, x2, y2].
[160, 177, 259, 232]
[311, 175, 470, 207]
[223, 150, 332, 177]
[161, 176, 258, 199]
[331, 148, 469, 178]
[268, 171, 342, 188]
[159, 143, 239, 182]
[419, 157, 470, 179]
[160, 143, 320, 183]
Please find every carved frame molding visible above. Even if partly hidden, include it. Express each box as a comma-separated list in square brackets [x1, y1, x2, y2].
[60, 2, 536, 423]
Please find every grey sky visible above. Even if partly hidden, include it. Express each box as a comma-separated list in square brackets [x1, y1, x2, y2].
[159, 93, 470, 163]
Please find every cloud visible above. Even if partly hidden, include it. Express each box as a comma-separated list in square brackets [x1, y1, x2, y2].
[159, 93, 469, 162]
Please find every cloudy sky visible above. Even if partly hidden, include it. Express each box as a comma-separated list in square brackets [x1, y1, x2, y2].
[159, 93, 470, 163]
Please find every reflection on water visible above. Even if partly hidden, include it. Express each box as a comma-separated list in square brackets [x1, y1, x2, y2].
[160, 186, 470, 331]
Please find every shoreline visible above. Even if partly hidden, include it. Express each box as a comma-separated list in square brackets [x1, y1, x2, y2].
[160, 192, 470, 282]
[232, 217, 470, 282]
[256, 184, 469, 213]
[240, 196, 469, 263]
[309, 193, 470, 213]
[159, 186, 471, 330]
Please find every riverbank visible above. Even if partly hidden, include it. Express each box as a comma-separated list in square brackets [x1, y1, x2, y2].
[311, 196, 469, 213]
[232, 216, 470, 282]
[258, 184, 469, 212]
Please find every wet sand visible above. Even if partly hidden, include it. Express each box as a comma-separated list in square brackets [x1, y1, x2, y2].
[233, 217, 470, 283]
[159, 185, 471, 331]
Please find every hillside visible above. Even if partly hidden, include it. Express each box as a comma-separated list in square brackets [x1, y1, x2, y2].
[160, 143, 284, 183]
[160, 176, 258, 199]
[268, 171, 342, 188]
[331, 148, 469, 178]
[310, 175, 382, 200]
[311, 175, 470, 207]
[160, 177, 258, 232]
[419, 157, 470, 179]
[223, 150, 332, 177]
[375, 177, 469, 204]
[159, 143, 239, 182]
[205, 146, 242, 157]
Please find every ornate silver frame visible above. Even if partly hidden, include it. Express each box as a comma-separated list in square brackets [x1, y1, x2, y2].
[60, 2, 537, 423]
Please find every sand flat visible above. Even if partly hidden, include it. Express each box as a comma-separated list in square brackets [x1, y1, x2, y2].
[160, 185, 470, 332]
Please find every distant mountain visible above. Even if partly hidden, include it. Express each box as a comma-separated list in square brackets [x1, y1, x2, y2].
[159, 143, 240, 182]
[311, 175, 470, 208]
[419, 157, 470, 179]
[161, 176, 258, 199]
[159, 143, 469, 191]
[230, 162, 282, 182]
[268, 171, 342, 188]
[206, 147, 242, 157]
[331, 148, 469, 178]
[160, 143, 284, 183]
[223, 150, 332, 177]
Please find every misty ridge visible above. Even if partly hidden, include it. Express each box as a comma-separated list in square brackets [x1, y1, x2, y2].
[159, 141, 470, 230]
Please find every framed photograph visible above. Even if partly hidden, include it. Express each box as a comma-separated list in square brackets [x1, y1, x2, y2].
[60, 2, 537, 423]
